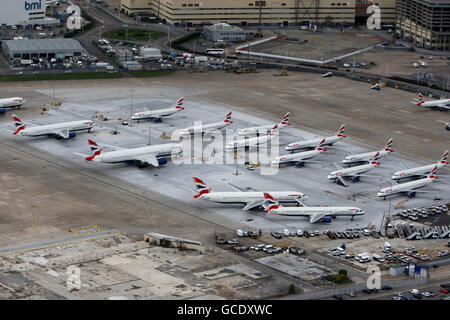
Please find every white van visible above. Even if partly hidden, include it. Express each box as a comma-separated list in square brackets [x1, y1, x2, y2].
[39, 33, 47, 38]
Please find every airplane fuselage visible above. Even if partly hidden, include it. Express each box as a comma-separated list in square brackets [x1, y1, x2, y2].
[93, 143, 182, 163]
[286, 135, 342, 152]
[198, 191, 305, 204]
[392, 162, 446, 180]
[226, 134, 277, 150]
[132, 107, 181, 121]
[0, 97, 25, 109]
[269, 206, 364, 217]
[272, 149, 322, 166]
[343, 149, 390, 164]
[179, 121, 231, 136]
[16, 120, 94, 138]
[377, 177, 436, 198]
[328, 163, 377, 180]
[421, 99, 450, 109]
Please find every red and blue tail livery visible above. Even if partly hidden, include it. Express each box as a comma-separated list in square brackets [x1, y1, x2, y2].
[175, 97, 184, 110]
[224, 112, 233, 124]
[281, 112, 291, 126]
[12, 114, 25, 135]
[336, 124, 346, 138]
[440, 151, 448, 165]
[263, 193, 280, 213]
[316, 138, 327, 152]
[85, 139, 102, 161]
[193, 177, 211, 198]
[384, 138, 394, 152]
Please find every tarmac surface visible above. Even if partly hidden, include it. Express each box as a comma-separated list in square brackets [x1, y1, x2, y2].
[0, 69, 448, 249]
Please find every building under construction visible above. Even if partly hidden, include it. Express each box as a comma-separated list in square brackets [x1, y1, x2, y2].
[121, 0, 396, 27]
[396, 0, 450, 51]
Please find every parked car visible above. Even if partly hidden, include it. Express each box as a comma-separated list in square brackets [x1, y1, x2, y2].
[440, 288, 449, 294]
[382, 285, 392, 290]
[333, 294, 343, 300]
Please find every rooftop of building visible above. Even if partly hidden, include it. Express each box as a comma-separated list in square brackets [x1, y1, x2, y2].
[2, 39, 84, 53]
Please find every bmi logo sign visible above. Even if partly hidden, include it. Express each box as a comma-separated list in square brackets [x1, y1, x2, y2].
[24, 0, 42, 11]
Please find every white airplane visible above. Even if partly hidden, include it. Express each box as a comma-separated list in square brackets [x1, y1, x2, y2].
[12, 114, 94, 139]
[328, 152, 382, 187]
[237, 112, 290, 136]
[285, 124, 346, 152]
[176, 112, 232, 137]
[392, 151, 448, 181]
[132, 97, 184, 122]
[192, 177, 306, 210]
[377, 165, 439, 199]
[271, 138, 327, 167]
[322, 72, 333, 78]
[84, 139, 182, 167]
[226, 124, 279, 150]
[262, 193, 365, 223]
[0, 97, 25, 112]
[413, 93, 450, 111]
[342, 138, 393, 165]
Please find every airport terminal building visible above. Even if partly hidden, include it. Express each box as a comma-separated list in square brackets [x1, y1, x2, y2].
[0, 0, 59, 27]
[121, 0, 396, 27]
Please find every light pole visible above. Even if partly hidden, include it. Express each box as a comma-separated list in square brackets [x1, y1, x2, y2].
[129, 89, 134, 127]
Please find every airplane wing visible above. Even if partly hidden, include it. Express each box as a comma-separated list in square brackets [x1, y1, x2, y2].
[296, 198, 308, 207]
[54, 128, 70, 139]
[332, 162, 342, 170]
[227, 182, 246, 192]
[399, 162, 410, 170]
[242, 200, 265, 211]
[96, 141, 126, 151]
[133, 154, 159, 167]
[310, 213, 326, 223]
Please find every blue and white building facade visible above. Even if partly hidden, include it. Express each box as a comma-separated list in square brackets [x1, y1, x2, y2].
[0, 0, 59, 26]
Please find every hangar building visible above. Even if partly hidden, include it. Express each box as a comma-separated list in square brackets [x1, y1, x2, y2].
[1, 39, 85, 61]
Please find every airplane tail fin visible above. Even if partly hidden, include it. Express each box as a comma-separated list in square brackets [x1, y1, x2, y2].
[428, 165, 438, 179]
[370, 151, 381, 165]
[262, 193, 280, 213]
[280, 112, 291, 127]
[439, 150, 448, 165]
[85, 139, 103, 161]
[269, 124, 279, 136]
[417, 93, 425, 106]
[384, 138, 394, 152]
[175, 97, 184, 110]
[316, 138, 327, 152]
[12, 114, 26, 135]
[193, 176, 211, 198]
[224, 111, 233, 124]
[336, 124, 346, 138]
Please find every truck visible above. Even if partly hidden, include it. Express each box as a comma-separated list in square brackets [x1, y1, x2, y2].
[194, 56, 208, 63]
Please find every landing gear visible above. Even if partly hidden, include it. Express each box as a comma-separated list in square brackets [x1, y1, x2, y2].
[138, 161, 148, 168]
[407, 192, 416, 198]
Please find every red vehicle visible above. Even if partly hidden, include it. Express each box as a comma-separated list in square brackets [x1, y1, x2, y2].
[440, 288, 448, 294]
